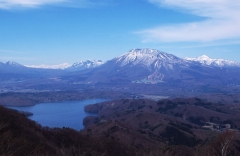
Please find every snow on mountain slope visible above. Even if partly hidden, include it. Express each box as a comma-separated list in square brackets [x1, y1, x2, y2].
[112, 48, 189, 71]
[85, 49, 240, 84]
[86, 49, 198, 83]
[67, 60, 104, 71]
[24, 60, 104, 70]
[185, 55, 240, 67]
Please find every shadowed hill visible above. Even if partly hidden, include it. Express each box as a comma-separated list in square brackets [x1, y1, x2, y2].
[0, 105, 140, 156]
[84, 98, 240, 153]
[1, 97, 240, 156]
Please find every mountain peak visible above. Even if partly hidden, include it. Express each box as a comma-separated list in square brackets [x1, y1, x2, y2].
[71, 60, 104, 67]
[127, 48, 167, 56]
[113, 48, 186, 70]
[198, 55, 210, 59]
[5, 61, 25, 67]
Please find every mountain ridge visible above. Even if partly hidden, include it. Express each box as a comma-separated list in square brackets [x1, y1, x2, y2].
[1, 48, 240, 85]
[185, 55, 240, 67]
[1, 49, 240, 70]
[1, 48, 240, 94]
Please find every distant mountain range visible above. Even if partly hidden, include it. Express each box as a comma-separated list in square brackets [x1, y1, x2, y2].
[23, 60, 104, 70]
[1, 48, 240, 86]
[185, 55, 240, 67]
[25, 63, 71, 69]
[2, 50, 239, 70]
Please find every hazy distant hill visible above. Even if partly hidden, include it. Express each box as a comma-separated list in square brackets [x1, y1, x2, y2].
[0, 61, 66, 81]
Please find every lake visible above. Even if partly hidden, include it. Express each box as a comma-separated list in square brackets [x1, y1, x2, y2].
[7, 99, 109, 130]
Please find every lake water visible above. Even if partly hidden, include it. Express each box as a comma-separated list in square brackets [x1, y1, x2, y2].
[7, 99, 109, 130]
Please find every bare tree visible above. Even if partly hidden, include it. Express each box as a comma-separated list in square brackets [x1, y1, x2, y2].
[210, 130, 237, 156]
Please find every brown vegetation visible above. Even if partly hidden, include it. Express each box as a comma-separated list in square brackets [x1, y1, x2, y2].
[1, 96, 240, 156]
[83, 98, 240, 155]
[0, 105, 138, 156]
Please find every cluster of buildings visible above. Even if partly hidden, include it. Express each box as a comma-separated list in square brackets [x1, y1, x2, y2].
[203, 122, 231, 131]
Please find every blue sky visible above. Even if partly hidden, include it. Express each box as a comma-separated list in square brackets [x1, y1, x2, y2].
[1, 0, 240, 65]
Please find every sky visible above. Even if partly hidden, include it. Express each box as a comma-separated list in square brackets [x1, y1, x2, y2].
[0, 0, 240, 66]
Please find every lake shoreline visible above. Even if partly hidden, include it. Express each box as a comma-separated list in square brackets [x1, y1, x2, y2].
[6, 99, 109, 130]
[0, 90, 129, 107]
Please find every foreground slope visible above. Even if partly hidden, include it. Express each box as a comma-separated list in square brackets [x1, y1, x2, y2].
[0, 105, 139, 156]
[1, 97, 240, 155]
[84, 98, 240, 150]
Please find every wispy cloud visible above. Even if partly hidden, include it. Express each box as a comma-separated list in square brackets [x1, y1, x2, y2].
[137, 0, 240, 43]
[0, 0, 105, 9]
[0, 0, 64, 9]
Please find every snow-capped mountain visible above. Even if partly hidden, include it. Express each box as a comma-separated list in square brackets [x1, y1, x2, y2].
[67, 60, 104, 71]
[113, 49, 189, 71]
[83, 48, 240, 85]
[25, 63, 71, 69]
[86, 49, 198, 83]
[185, 55, 240, 67]
[24, 60, 104, 70]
